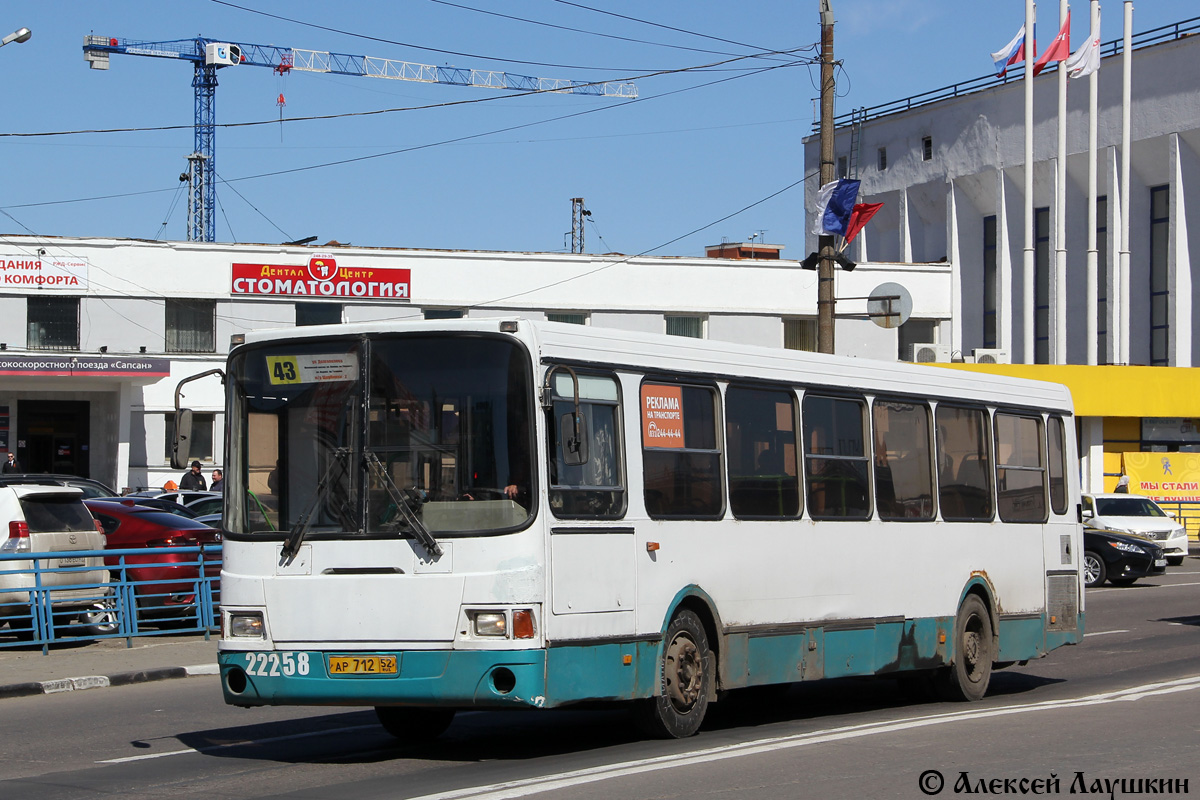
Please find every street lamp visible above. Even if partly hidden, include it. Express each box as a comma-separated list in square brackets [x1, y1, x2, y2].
[1, 27, 31, 47]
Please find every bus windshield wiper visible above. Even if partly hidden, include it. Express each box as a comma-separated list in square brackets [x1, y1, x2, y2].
[280, 447, 353, 563]
[365, 451, 443, 558]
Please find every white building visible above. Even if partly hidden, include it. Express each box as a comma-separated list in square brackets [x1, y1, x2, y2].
[0, 236, 951, 492]
[804, 18, 1200, 494]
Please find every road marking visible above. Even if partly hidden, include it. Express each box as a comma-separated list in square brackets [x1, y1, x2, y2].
[1083, 629, 1129, 637]
[1090, 580, 1200, 593]
[403, 676, 1200, 800]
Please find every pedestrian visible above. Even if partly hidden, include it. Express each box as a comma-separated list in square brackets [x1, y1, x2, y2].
[1, 452, 21, 473]
[210, 468, 224, 494]
[179, 460, 208, 491]
[1114, 475, 1130, 493]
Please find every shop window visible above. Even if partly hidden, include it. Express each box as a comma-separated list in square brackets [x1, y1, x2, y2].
[165, 412, 214, 462]
[784, 319, 817, 352]
[424, 308, 463, 320]
[166, 299, 215, 353]
[922, 136, 933, 161]
[296, 302, 342, 326]
[27, 297, 80, 351]
[665, 316, 703, 338]
[547, 312, 587, 325]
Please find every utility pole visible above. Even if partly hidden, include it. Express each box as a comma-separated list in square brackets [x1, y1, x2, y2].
[817, 1, 836, 354]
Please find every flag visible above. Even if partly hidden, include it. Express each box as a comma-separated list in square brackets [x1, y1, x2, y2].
[844, 202, 884, 244]
[991, 25, 1028, 77]
[1033, 13, 1071, 76]
[811, 178, 861, 237]
[1064, 11, 1101, 79]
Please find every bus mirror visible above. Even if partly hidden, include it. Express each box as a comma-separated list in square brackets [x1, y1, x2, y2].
[171, 408, 194, 470]
[560, 412, 589, 467]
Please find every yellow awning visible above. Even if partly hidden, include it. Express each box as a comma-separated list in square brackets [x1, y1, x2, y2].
[930, 364, 1200, 417]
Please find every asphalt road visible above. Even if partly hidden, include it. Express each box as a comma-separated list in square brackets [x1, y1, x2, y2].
[2, 558, 1197, 800]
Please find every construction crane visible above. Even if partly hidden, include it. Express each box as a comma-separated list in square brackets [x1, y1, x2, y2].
[83, 36, 638, 243]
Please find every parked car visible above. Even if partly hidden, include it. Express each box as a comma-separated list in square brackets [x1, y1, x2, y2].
[84, 499, 221, 622]
[0, 481, 109, 638]
[94, 496, 202, 519]
[1082, 493, 1189, 566]
[1082, 527, 1167, 588]
[184, 494, 223, 517]
[0, 473, 117, 500]
[129, 489, 221, 508]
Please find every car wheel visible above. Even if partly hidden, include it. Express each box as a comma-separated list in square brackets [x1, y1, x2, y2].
[635, 609, 712, 738]
[79, 589, 119, 636]
[936, 594, 994, 702]
[1166, 556, 1184, 567]
[1082, 551, 1106, 589]
[374, 707, 456, 744]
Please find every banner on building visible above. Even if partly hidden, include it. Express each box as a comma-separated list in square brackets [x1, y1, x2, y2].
[0, 356, 170, 378]
[1122, 452, 1200, 502]
[0, 255, 89, 290]
[231, 255, 411, 300]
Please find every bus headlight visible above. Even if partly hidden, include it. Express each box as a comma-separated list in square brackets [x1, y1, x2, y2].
[473, 612, 507, 637]
[229, 611, 265, 638]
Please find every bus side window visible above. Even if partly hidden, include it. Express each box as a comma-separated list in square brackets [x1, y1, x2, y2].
[936, 405, 994, 521]
[1047, 416, 1068, 515]
[726, 385, 800, 519]
[548, 372, 626, 519]
[642, 383, 723, 518]
[802, 395, 870, 520]
[994, 413, 1047, 522]
[872, 400, 935, 521]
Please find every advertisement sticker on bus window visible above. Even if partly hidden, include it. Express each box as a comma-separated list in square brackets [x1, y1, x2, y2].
[642, 384, 685, 448]
[267, 353, 359, 385]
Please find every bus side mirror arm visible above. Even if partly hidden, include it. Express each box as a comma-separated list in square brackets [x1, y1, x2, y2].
[172, 369, 226, 470]
[541, 364, 589, 466]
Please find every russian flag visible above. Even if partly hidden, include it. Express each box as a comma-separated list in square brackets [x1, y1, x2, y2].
[811, 179, 861, 238]
[991, 25, 1028, 77]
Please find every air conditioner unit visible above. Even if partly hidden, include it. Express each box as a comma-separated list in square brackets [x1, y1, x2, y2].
[972, 348, 1010, 364]
[909, 343, 951, 363]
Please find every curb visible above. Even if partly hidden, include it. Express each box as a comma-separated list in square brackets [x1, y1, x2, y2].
[0, 663, 218, 700]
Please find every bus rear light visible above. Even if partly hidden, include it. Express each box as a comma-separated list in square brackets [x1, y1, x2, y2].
[512, 609, 535, 639]
[473, 612, 507, 637]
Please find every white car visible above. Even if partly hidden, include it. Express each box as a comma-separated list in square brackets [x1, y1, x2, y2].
[1082, 493, 1189, 566]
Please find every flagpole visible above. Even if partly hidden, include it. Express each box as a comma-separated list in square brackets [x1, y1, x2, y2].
[1023, 0, 1036, 364]
[1054, 0, 1068, 364]
[1086, 0, 1099, 365]
[1119, 0, 1132, 364]
[817, 0, 837, 355]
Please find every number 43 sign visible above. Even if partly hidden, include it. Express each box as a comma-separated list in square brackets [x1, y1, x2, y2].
[266, 353, 359, 385]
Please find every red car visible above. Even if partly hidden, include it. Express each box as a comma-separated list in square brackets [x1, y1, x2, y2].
[84, 499, 221, 621]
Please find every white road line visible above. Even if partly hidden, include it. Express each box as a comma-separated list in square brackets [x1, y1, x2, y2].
[1091, 580, 1200, 593]
[97, 723, 380, 764]
[1083, 629, 1129, 637]
[405, 676, 1200, 800]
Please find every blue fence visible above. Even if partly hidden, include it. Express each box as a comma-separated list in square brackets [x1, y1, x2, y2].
[0, 545, 221, 652]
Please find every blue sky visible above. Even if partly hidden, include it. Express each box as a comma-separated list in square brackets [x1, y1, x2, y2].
[0, 1, 1194, 258]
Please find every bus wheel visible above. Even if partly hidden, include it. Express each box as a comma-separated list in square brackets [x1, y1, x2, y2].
[636, 609, 711, 738]
[374, 707, 456, 744]
[937, 595, 993, 702]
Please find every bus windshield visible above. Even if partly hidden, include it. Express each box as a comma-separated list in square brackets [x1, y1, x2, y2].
[227, 334, 534, 538]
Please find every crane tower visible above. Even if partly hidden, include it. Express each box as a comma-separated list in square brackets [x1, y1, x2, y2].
[84, 36, 637, 243]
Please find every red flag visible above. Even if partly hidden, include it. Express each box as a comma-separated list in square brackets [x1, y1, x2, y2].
[1033, 12, 1071, 76]
[844, 203, 884, 244]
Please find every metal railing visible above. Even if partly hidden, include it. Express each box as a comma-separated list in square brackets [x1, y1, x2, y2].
[822, 15, 1200, 131]
[1153, 500, 1200, 543]
[0, 545, 221, 652]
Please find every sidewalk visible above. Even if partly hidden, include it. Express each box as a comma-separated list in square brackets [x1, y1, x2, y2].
[0, 634, 218, 700]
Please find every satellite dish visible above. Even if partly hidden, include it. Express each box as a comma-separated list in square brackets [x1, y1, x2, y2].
[867, 282, 912, 329]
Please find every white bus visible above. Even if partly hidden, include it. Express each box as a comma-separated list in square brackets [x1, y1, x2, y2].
[197, 318, 1083, 740]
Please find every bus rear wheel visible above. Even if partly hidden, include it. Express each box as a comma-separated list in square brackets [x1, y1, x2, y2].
[636, 609, 711, 739]
[937, 594, 993, 702]
[374, 706, 456, 744]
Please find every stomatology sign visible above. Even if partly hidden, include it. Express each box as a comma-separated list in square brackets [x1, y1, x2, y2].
[231, 254, 411, 299]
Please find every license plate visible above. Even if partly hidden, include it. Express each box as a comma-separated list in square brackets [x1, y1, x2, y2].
[1155, 559, 1167, 567]
[328, 655, 398, 675]
[56, 557, 85, 567]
